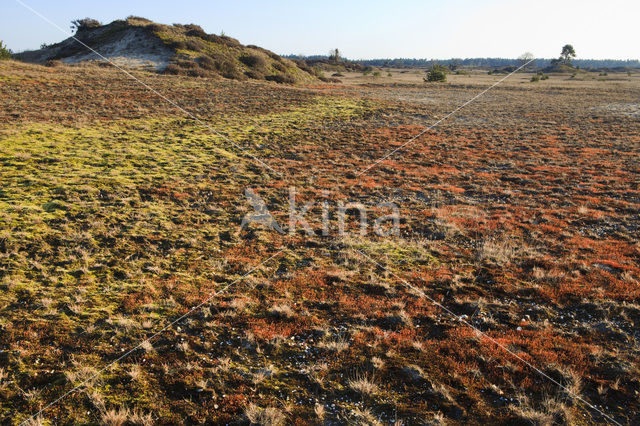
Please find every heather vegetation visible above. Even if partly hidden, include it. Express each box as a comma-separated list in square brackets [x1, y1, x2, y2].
[1, 57, 639, 424]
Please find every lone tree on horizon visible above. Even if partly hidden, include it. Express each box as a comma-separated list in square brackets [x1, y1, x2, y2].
[560, 44, 576, 65]
[329, 48, 341, 62]
[518, 52, 535, 69]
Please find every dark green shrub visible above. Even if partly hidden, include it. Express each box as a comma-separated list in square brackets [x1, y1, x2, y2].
[70, 18, 101, 33]
[170, 40, 188, 50]
[531, 71, 548, 82]
[185, 24, 207, 39]
[239, 54, 267, 70]
[292, 59, 314, 75]
[163, 64, 184, 75]
[266, 74, 296, 84]
[425, 65, 447, 82]
[215, 59, 244, 80]
[164, 61, 216, 78]
[0, 41, 11, 60]
[272, 62, 286, 72]
[198, 56, 216, 70]
[245, 70, 265, 80]
[176, 59, 199, 69]
[185, 38, 207, 52]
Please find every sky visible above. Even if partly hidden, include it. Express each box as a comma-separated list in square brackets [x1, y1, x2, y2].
[2, 0, 638, 60]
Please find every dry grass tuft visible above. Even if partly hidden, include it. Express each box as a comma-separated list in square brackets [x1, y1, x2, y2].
[244, 403, 286, 425]
[348, 373, 378, 396]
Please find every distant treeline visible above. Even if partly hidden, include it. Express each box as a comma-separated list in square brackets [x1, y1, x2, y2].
[285, 55, 640, 69]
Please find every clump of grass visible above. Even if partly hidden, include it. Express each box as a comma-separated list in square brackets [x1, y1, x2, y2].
[477, 238, 520, 265]
[317, 334, 350, 352]
[348, 373, 378, 396]
[244, 403, 286, 426]
[100, 406, 153, 426]
[268, 303, 295, 319]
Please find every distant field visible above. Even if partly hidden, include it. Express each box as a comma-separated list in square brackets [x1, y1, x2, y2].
[337, 67, 640, 87]
[1, 60, 639, 424]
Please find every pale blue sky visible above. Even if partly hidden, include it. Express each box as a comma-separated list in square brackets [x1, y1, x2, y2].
[2, 0, 638, 59]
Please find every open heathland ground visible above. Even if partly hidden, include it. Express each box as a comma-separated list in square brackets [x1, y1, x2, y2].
[1, 60, 639, 424]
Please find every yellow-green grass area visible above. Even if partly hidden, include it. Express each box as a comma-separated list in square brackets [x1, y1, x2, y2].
[0, 95, 377, 421]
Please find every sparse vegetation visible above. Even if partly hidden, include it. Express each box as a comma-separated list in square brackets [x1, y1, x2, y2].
[1, 40, 639, 425]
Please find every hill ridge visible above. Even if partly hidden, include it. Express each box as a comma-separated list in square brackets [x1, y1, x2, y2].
[18, 16, 317, 83]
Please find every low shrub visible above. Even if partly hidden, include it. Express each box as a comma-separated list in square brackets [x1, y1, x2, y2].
[198, 55, 216, 70]
[45, 59, 62, 67]
[184, 38, 207, 52]
[272, 62, 287, 72]
[239, 54, 267, 71]
[216, 59, 244, 80]
[169, 40, 188, 50]
[176, 59, 199, 69]
[425, 65, 447, 82]
[245, 69, 265, 80]
[266, 74, 296, 84]
[163, 62, 216, 78]
[185, 24, 208, 39]
[293, 59, 314, 75]
[163, 64, 183, 75]
[531, 71, 548, 82]
[318, 76, 341, 83]
[71, 18, 101, 33]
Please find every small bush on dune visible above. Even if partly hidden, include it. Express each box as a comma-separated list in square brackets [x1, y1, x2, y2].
[184, 38, 207, 52]
[216, 59, 244, 80]
[176, 59, 199, 70]
[184, 24, 207, 39]
[162, 64, 182, 75]
[292, 59, 314, 75]
[169, 39, 187, 50]
[245, 69, 266, 80]
[70, 18, 101, 33]
[266, 74, 296, 84]
[198, 55, 216, 70]
[239, 54, 268, 71]
[272, 62, 287, 72]
[164, 59, 218, 78]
